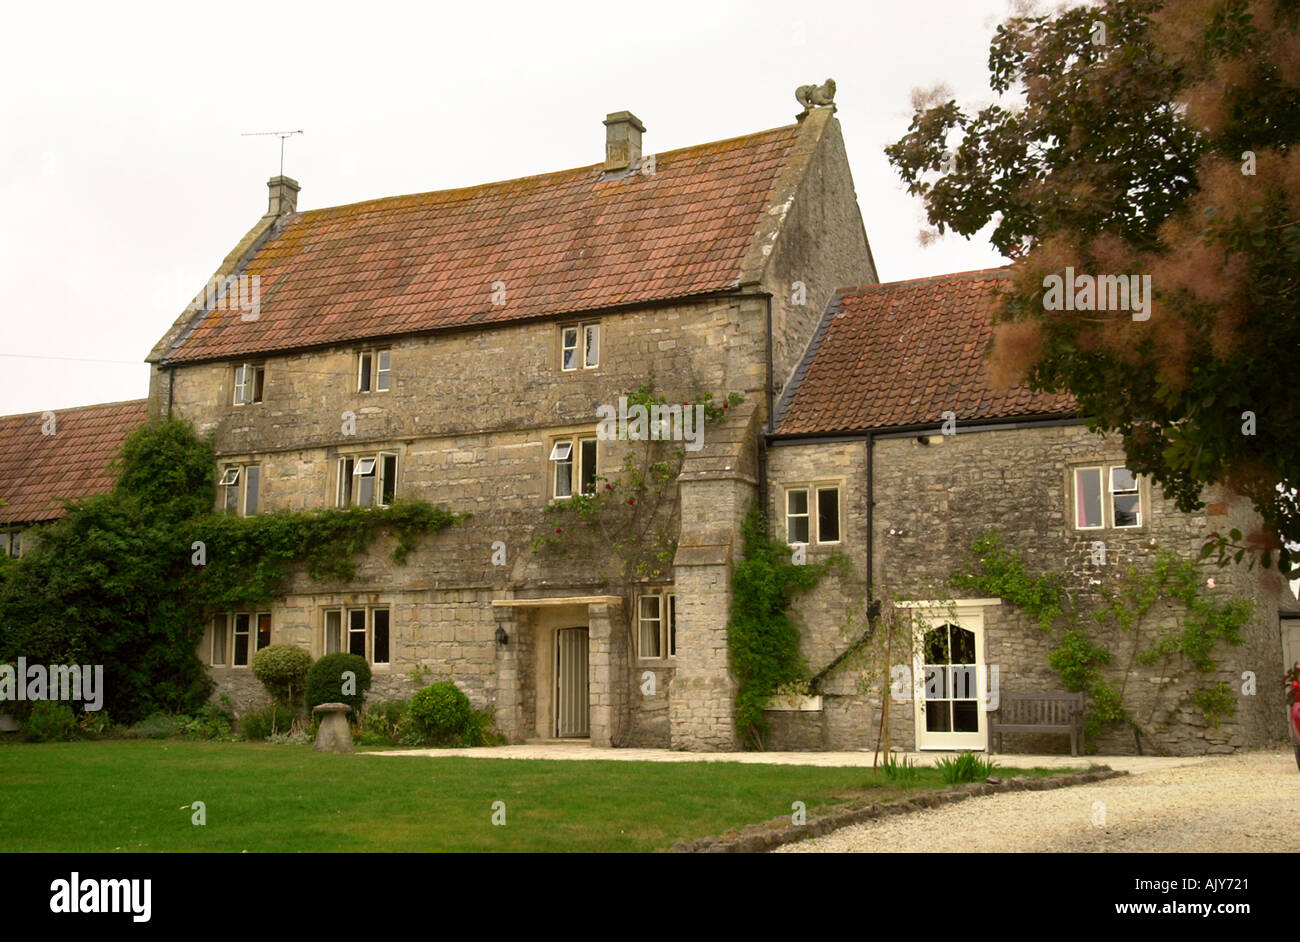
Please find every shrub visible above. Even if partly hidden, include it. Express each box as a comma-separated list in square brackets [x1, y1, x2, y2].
[123, 712, 189, 739]
[77, 710, 114, 739]
[306, 653, 371, 719]
[21, 701, 77, 742]
[358, 700, 412, 745]
[251, 645, 313, 706]
[181, 698, 236, 740]
[935, 752, 999, 784]
[409, 682, 475, 745]
[239, 703, 296, 740]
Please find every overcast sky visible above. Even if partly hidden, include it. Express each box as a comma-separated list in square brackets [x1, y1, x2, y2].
[0, 0, 1022, 417]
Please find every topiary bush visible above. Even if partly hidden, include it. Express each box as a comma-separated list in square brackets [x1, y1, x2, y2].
[409, 682, 475, 745]
[305, 652, 371, 720]
[239, 703, 296, 740]
[251, 644, 313, 706]
[21, 701, 77, 742]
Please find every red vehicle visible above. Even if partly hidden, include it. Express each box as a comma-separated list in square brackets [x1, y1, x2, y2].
[1289, 663, 1300, 770]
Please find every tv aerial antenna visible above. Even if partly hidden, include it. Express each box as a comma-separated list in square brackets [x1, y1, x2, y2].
[241, 129, 304, 176]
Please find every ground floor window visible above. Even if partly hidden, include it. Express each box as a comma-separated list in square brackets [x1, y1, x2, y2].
[211, 611, 271, 667]
[637, 591, 676, 659]
[324, 606, 390, 665]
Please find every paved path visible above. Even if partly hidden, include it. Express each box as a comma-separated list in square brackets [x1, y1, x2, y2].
[774, 750, 1297, 853]
[367, 742, 1208, 775]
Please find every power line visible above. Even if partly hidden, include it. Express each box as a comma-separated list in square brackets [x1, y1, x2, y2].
[0, 353, 143, 365]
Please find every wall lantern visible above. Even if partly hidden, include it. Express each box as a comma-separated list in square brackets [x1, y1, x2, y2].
[494, 626, 510, 646]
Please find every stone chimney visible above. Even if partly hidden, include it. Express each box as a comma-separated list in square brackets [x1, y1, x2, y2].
[266, 175, 300, 217]
[603, 111, 645, 172]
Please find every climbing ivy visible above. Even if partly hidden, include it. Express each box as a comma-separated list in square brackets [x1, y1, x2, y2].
[0, 419, 461, 722]
[727, 505, 836, 749]
[950, 528, 1254, 743]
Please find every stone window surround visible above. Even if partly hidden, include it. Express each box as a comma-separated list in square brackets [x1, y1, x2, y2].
[783, 480, 844, 546]
[218, 462, 260, 517]
[232, 362, 266, 406]
[546, 429, 599, 501]
[335, 450, 400, 508]
[210, 611, 272, 668]
[1067, 461, 1147, 531]
[636, 589, 676, 661]
[356, 347, 391, 394]
[321, 605, 391, 669]
[559, 321, 601, 372]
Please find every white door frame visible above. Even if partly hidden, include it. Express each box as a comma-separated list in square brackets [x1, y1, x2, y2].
[903, 599, 1000, 751]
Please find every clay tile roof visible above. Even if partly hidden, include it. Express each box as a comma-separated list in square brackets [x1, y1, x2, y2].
[161, 124, 802, 364]
[0, 400, 148, 525]
[775, 269, 1075, 436]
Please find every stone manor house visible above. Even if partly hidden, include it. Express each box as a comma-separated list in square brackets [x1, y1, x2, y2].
[3, 91, 1296, 754]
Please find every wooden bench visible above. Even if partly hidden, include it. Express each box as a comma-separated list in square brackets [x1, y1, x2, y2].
[988, 691, 1085, 756]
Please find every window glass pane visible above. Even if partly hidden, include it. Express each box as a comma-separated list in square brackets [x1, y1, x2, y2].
[639, 597, 661, 658]
[339, 459, 354, 506]
[667, 595, 676, 657]
[252, 366, 265, 403]
[10, 532, 17, 557]
[817, 487, 840, 542]
[1113, 494, 1140, 528]
[787, 490, 809, 544]
[349, 609, 367, 657]
[233, 365, 247, 404]
[584, 325, 599, 368]
[211, 614, 227, 666]
[579, 439, 597, 495]
[1110, 467, 1137, 493]
[373, 610, 390, 664]
[359, 473, 375, 507]
[787, 490, 808, 516]
[354, 457, 376, 476]
[219, 467, 239, 486]
[562, 327, 579, 370]
[256, 613, 271, 651]
[549, 441, 572, 461]
[224, 482, 239, 513]
[376, 350, 391, 391]
[233, 614, 250, 666]
[381, 454, 397, 505]
[554, 452, 572, 498]
[244, 466, 259, 516]
[359, 352, 372, 392]
[325, 610, 341, 654]
[1074, 468, 1103, 528]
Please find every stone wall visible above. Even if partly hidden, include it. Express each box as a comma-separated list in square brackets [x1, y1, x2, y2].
[767, 424, 1290, 756]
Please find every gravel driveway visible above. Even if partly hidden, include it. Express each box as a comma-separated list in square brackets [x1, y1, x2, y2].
[775, 750, 1297, 852]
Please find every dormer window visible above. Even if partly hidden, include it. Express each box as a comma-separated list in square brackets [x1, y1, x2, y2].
[233, 363, 265, 405]
[358, 349, 391, 393]
[561, 324, 599, 371]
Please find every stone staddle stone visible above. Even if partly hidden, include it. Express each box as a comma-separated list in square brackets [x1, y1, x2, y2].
[312, 702, 355, 754]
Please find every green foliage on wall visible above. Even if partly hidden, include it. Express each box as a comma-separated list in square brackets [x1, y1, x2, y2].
[728, 505, 834, 749]
[951, 528, 1253, 742]
[0, 419, 460, 724]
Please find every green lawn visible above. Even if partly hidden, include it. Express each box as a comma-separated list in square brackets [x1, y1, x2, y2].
[0, 741, 1070, 852]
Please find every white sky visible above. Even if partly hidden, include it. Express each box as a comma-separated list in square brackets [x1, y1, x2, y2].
[0, 0, 1019, 417]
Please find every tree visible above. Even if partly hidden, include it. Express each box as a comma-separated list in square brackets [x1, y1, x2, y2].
[886, 0, 1300, 574]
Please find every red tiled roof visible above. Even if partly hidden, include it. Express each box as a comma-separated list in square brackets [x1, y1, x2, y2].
[775, 269, 1076, 435]
[0, 400, 148, 525]
[161, 125, 802, 363]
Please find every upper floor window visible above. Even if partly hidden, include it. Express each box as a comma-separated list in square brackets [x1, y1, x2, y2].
[324, 606, 390, 665]
[211, 611, 271, 667]
[337, 453, 398, 508]
[550, 436, 597, 499]
[218, 464, 260, 516]
[358, 349, 391, 393]
[637, 591, 676, 660]
[785, 484, 841, 545]
[1073, 465, 1142, 529]
[233, 363, 265, 405]
[1, 529, 22, 558]
[561, 323, 599, 371]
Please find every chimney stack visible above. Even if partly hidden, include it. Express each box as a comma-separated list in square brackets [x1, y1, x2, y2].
[266, 175, 300, 217]
[603, 111, 645, 172]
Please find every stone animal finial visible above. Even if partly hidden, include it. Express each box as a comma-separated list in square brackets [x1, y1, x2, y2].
[796, 79, 837, 118]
